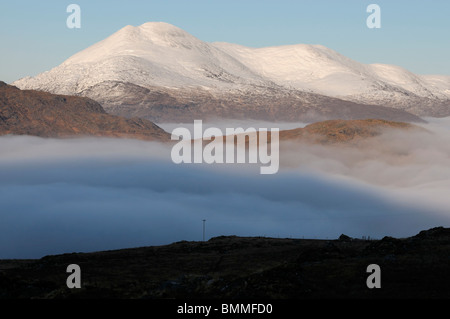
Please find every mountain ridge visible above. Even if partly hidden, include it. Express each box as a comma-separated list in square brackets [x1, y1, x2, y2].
[0, 81, 422, 144]
[12, 22, 450, 122]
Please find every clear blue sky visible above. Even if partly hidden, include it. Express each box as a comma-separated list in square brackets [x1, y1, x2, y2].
[1, 0, 449, 83]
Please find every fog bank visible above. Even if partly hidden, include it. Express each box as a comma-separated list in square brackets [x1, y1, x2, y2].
[1, 118, 450, 258]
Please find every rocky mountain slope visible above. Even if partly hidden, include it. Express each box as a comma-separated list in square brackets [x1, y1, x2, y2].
[1, 80, 420, 146]
[0, 82, 170, 141]
[13, 22, 448, 123]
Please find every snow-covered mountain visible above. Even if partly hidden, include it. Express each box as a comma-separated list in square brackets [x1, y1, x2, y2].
[213, 42, 450, 116]
[12, 22, 450, 122]
[14, 22, 272, 94]
[214, 42, 450, 99]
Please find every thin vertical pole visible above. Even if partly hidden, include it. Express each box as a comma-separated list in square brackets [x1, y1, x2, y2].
[202, 219, 206, 241]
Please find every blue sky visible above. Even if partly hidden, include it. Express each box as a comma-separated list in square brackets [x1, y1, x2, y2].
[1, 0, 449, 83]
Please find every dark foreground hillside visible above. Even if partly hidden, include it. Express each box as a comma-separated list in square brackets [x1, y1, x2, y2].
[1, 227, 450, 299]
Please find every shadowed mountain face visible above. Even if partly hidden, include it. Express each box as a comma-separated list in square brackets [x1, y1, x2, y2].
[0, 82, 170, 141]
[92, 82, 425, 123]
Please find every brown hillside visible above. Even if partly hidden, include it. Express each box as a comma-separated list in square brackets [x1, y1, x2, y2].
[280, 119, 419, 145]
[0, 82, 170, 141]
[215, 119, 422, 147]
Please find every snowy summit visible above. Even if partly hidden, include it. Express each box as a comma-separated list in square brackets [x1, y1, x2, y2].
[13, 22, 450, 121]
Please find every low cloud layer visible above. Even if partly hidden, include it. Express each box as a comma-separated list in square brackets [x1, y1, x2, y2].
[1, 118, 450, 258]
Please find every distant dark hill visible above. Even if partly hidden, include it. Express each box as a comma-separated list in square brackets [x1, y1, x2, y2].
[0, 82, 170, 141]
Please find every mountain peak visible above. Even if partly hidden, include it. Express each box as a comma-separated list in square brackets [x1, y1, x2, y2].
[111, 22, 198, 46]
[138, 21, 186, 34]
[137, 21, 202, 48]
[62, 21, 201, 66]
